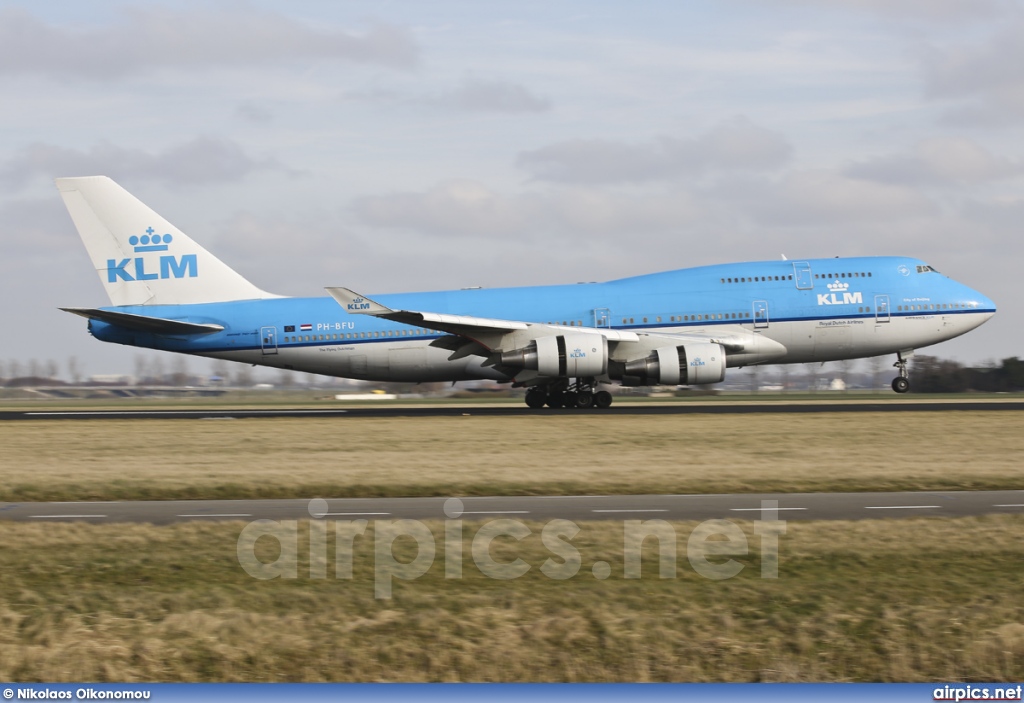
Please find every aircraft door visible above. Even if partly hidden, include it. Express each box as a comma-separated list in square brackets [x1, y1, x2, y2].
[753, 300, 769, 329]
[793, 261, 813, 290]
[874, 295, 890, 323]
[261, 326, 278, 355]
[592, 308, 611, 328]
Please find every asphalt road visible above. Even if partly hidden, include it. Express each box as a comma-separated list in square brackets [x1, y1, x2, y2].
[3, 400, 1024, 420]
[2, 491, 1022, 525]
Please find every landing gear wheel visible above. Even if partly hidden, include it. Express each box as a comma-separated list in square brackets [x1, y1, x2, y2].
[525, 388, 547, 409]
[892, 351, 911, 394]
[562, 391, 578, 409]
[545, 392, 565, 409]
[575, 391, 594, 409]
[594, 390, 613, 409]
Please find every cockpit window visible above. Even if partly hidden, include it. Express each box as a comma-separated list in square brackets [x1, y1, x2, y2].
[916, 265, 940, 274]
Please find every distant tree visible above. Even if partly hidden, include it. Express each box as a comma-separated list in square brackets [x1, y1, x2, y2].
[170, 356, 189, 387]
[9, 360, 22, 380]
[134, 355, 148, 385]
[210, 359, 229, 385]
[868, 356, 885, 391]
[233, 363, 254, 388]
[150, 356, 165, 385]
[805, 363, 819, 392]
[912, 355, 969, 393]
[278, 369, 295, 389]
[998, 357, 1024, 391]
[28, 359, 41, 378]
[45, 359, 59, 380]
[779, 363, 790, 391]
[67, 357, 82, 385]
[837, 358, 852, 392]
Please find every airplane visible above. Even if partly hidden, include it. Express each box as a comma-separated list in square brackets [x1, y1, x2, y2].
[56, 176, 997, 409]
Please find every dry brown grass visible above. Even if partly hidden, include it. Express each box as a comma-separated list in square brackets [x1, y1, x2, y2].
[0, 515, 1022, 681]
[1, 411, 1022, 501]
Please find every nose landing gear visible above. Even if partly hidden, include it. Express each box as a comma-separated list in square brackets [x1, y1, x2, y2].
[891, 352, 911, 393]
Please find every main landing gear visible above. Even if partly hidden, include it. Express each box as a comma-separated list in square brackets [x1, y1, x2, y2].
[891, 352, 911, 394]
[524, 378, 614, 410]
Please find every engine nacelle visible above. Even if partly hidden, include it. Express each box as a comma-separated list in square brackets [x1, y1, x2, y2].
[500, 333, 608, 378]
[618, 343, 725, 386]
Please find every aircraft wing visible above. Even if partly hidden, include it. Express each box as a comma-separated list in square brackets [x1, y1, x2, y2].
[325, 287, 640, 350]
[646, 330, 765, 354]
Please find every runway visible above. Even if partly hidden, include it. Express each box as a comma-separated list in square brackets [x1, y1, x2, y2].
[2, 490, 1022, 524]
[3, 400, 1024, 420]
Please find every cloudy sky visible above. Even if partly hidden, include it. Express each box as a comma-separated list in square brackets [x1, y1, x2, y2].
[2, 0, 1021, 377]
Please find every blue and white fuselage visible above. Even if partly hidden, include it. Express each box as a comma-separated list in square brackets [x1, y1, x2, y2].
[57, 177, 995, 406]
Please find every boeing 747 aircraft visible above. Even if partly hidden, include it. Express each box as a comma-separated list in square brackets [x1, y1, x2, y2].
[57, 176, 996, 409]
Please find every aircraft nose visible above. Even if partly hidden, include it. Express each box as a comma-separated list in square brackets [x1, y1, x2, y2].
[975, 290, 996, 313]
[968, 287, 996, 323]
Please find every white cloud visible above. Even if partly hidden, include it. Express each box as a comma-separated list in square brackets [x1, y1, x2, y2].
[722, 170, 937, 226]
[427, 78, 551, 113]
[352, 180, 705, 238]
[744, 0, 1008, 21]
[0, 8, 417, 80]
[923, 20, 1024, 125]
[0, 138, 286, 189]
[844, 137, 1023, 185]
[517, 117, 792, 184]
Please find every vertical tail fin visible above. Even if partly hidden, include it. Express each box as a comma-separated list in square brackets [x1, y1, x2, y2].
[56, 176, 276, 306]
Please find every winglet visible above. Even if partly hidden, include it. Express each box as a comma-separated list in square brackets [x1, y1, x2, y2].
[325, 287, 393, 315]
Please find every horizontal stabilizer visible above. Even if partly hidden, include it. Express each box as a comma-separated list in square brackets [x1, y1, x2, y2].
[60, 307, 224, 335]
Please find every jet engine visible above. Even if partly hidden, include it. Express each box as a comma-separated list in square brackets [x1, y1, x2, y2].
[500, 334, 608, 378]
[616, 342, 725, 386]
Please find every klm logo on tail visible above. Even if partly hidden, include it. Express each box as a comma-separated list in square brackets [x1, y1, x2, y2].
[106, 228, 197, 283]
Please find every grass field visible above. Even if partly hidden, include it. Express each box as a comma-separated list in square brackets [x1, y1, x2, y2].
[1, 411, 1022, 502]
[1, 515, 1021, 682]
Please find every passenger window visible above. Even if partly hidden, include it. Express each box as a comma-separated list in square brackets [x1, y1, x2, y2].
[656, 316, 661, 323]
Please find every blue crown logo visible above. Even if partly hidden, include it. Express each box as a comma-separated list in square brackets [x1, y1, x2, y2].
[129, 227, 173, 253]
